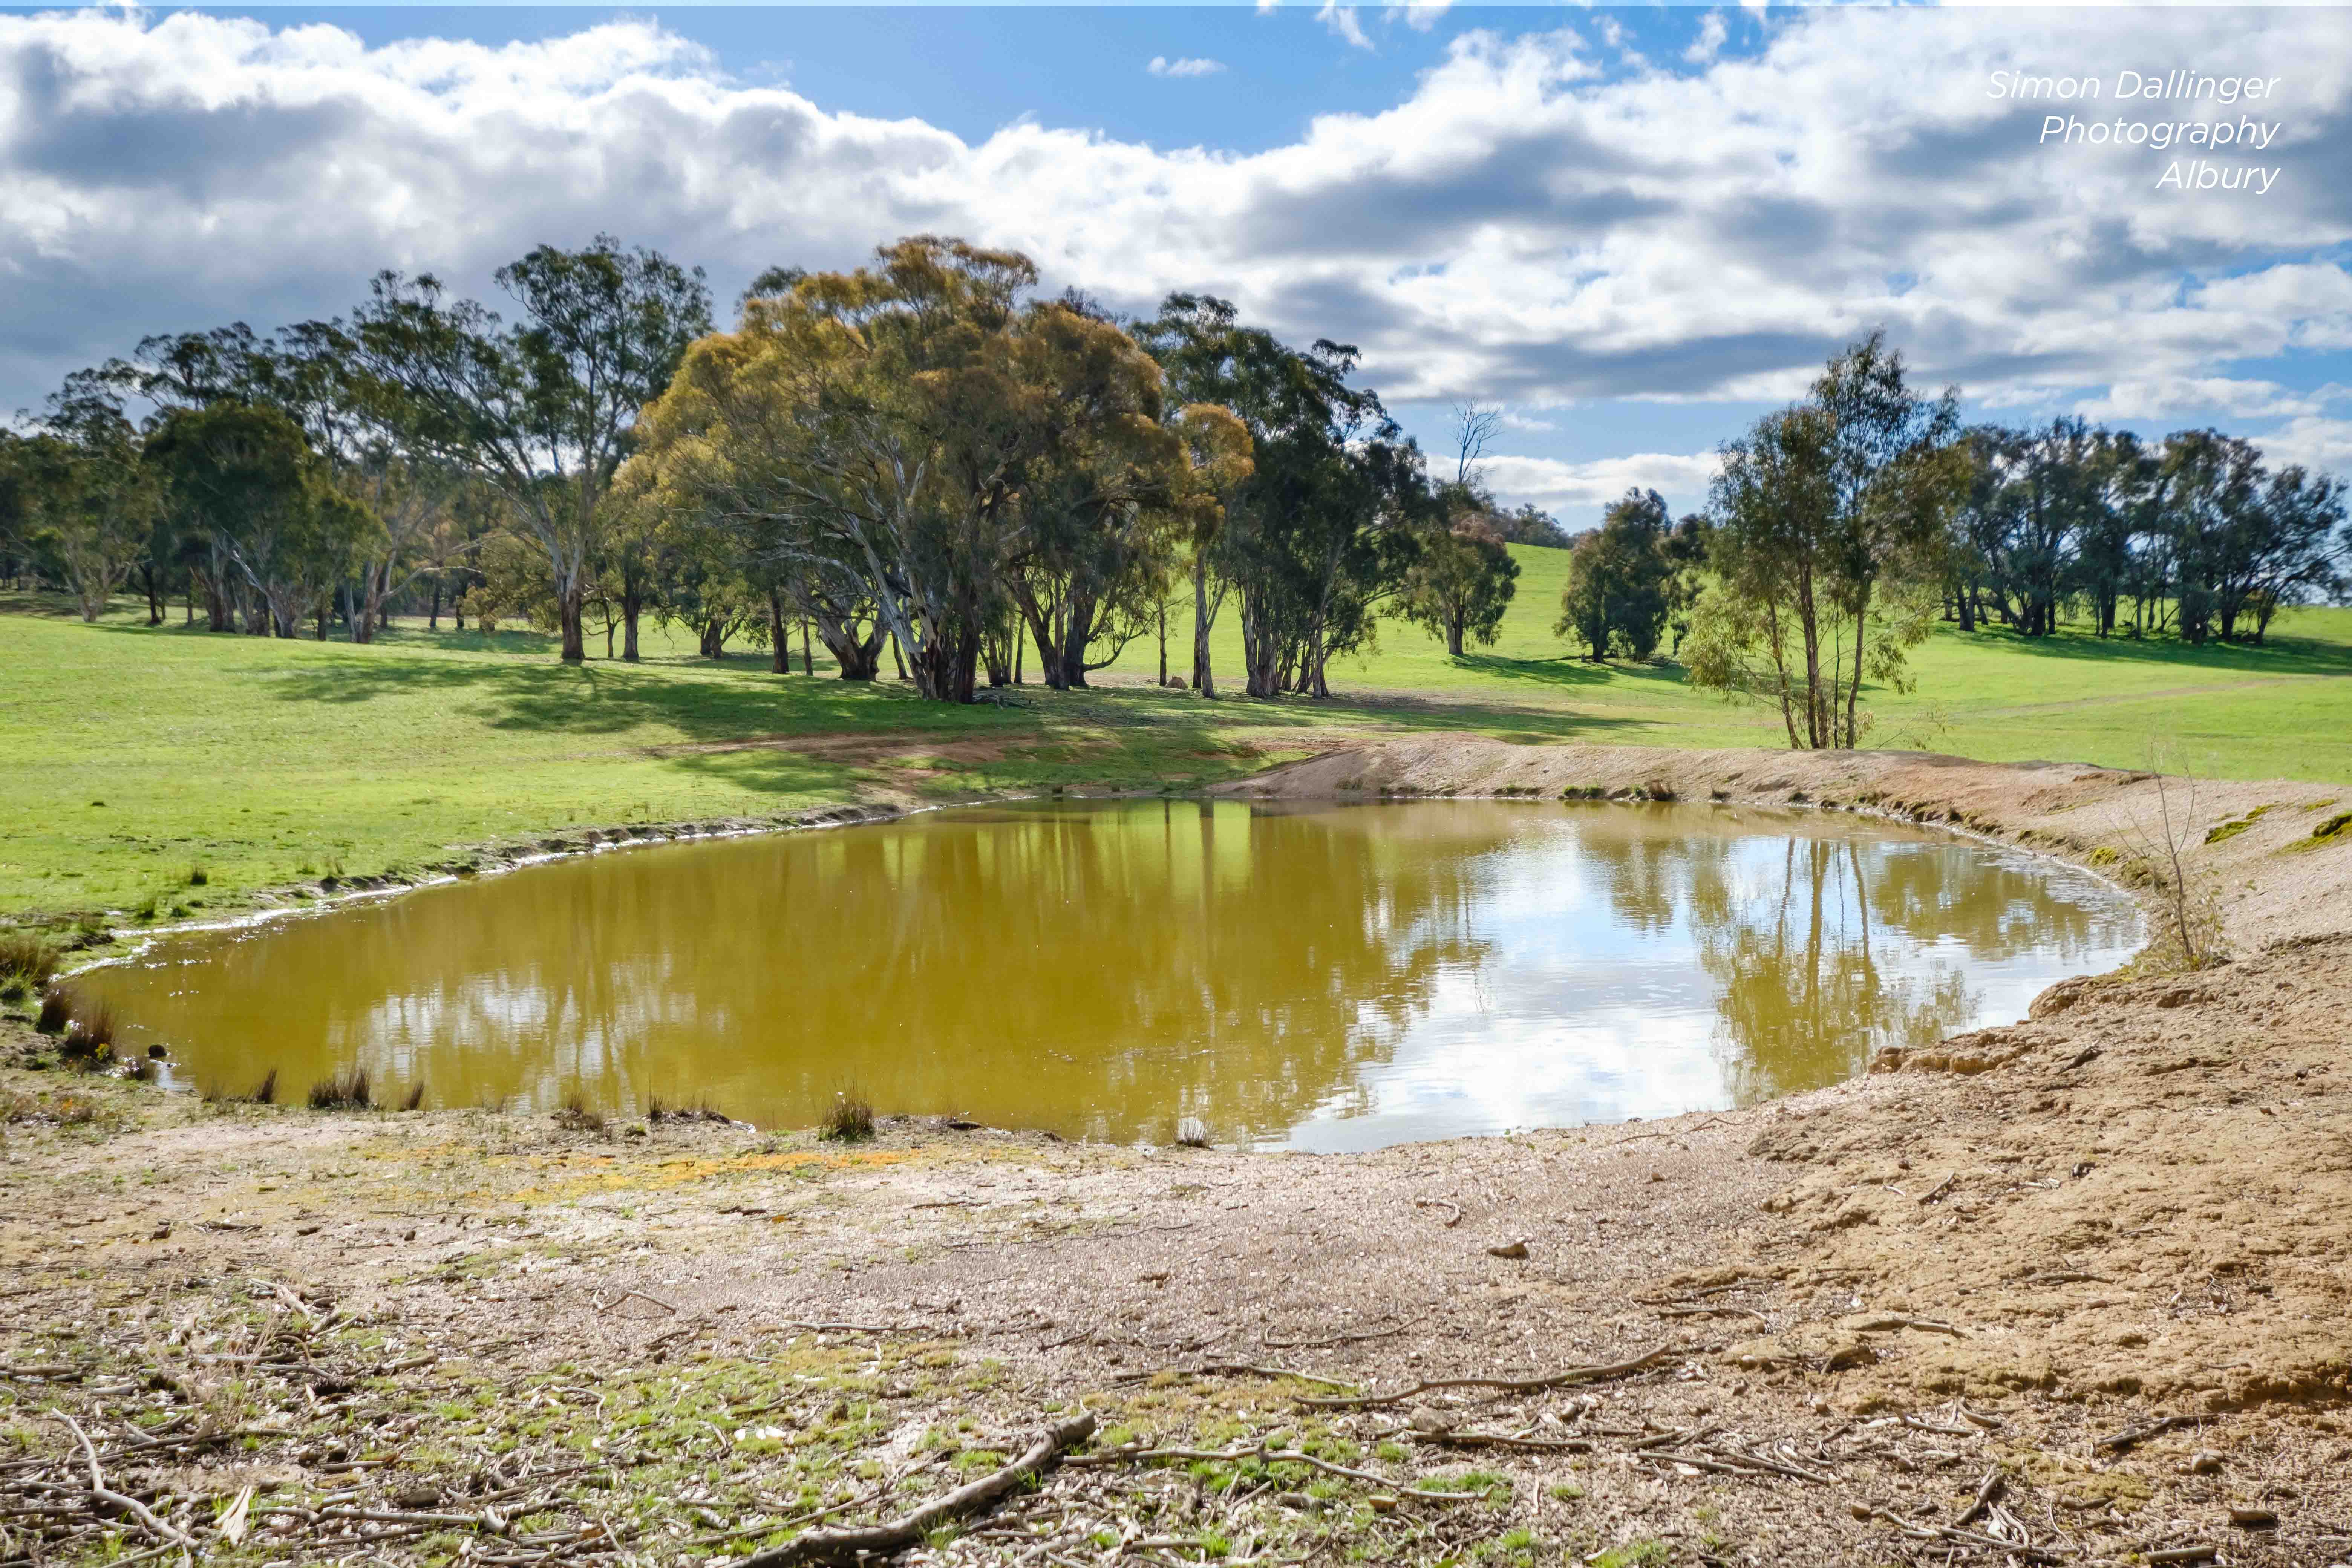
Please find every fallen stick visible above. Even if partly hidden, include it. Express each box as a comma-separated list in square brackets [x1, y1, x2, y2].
[1174, 1363, 1357, 1391]
[1859, 1502, 2066, 1563]
[741, 1413, 1095, 1566]
[1297, 1346, 1680, 1409]
[1957, 1466, 2006, 1527]
[1260, 1311, 1430, 1350]
[1849, 1315, 1966, 1338]
[1072, 1439, 1494, 1503]
[2095, 1415, 2199, 1454]
[1411, 1430, 1593, 1453]
[55, 1414, 192, 1550]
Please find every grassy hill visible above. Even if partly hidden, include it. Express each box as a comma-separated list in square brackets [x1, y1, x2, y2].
[5, 545, 2349, 927]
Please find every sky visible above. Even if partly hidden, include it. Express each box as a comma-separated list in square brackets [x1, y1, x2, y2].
[3, 3, 2350, 518]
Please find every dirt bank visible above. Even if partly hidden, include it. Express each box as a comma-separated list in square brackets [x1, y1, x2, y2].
[5, 739, 2350, 1567]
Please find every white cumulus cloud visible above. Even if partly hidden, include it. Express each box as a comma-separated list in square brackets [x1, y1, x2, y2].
[1148, 55, 1226, 78]
[1481, 452, 1723, 518]
[1, 2, 2349, 475]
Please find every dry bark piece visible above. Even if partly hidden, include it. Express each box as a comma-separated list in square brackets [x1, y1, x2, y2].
[1486, 1240, 1529, 1259]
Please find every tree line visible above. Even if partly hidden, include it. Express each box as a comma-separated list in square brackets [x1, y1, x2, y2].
[1557, 333, 2347, 748]
[5, 239, 2343, 740]
[0, 234, 1548, 703]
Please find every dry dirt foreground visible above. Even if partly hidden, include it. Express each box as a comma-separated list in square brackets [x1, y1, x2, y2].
[5, 740, 2352, 1568]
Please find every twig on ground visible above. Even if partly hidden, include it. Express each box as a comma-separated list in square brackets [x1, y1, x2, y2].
[1297, 1346, 1682, 1409]
[2095, 1415, 2200, 1454]
[1260, 1310, 1430, 1350]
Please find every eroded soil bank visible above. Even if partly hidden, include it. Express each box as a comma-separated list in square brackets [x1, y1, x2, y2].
[5, 740, 2350, 1567]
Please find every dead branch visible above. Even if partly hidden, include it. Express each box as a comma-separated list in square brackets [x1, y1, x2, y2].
[1297, 1345, 1681, 1409]
[2095, 1415, 2199, 1454]
[1260, 1310, 1430, 1350]
[741, 1413, 1095, 1566]
[1071, 1439, 1494, 1502]
[55, 1413, 191, 1549]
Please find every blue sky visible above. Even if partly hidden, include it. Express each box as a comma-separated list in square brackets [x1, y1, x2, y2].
[4, 4, 2349, 516]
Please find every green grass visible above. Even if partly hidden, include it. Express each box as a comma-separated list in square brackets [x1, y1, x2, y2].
[4, 564, 2350, 925]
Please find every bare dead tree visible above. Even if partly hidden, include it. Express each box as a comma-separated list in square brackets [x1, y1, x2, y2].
[1450, 401, 1503, 486]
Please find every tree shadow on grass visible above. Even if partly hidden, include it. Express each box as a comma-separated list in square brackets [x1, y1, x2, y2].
[1937, 623, 2352, 678]
[228, 637, 1653, 798]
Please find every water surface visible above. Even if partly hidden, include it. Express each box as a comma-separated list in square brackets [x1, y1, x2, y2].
[85, 800, 2140, 1149]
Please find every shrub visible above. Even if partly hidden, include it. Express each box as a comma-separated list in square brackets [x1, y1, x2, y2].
[821, 1090, 875, 1142]
[308, 1068, 371, 1111]
[185, 864, 209, 887]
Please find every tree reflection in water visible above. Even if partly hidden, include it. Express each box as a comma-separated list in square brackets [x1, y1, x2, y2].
[81, 801, 2137, 1148]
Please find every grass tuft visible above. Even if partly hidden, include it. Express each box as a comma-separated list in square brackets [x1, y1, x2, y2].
[308, 1067, 371, 1111]
[821, 1089, 875, 1142]
[400, 1081, 426, 1112]
[0, 931, 58, 997]
[554, 1090, 605, 1132]
[60, 999, 117, 1063]
[34, 983, 74, 1036]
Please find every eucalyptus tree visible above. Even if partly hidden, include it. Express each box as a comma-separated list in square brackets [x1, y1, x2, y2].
[349, 236, 712, 662]
[1556, 487, 1674, 660]
[142, 401, 380, 638]
[9, 374, 162, 621]
[1133, 294, 1277, 696]
[634, 238, 1218, 702]
[1686, 334, 1965, 749]
[1400, 489, 1518, 657]
[999, 300, 1195, 689]
[1139, 295, 1422, 698]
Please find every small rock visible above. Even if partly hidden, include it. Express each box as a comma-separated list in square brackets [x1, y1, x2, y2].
[1486, 1240, 1529, 1259]
[2189, 1450, 2225, 1475]
[1408, 1407, 1455, 1434]
[1367, 1494, 1398, 1515]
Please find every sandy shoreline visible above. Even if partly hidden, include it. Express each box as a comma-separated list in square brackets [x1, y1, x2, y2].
[6, 738, 2350, 1565]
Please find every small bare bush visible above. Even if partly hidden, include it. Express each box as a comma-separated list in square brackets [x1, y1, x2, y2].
[2111, 752, 2222, 972]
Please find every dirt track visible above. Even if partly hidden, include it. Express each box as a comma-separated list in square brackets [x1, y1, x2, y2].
[5, 739, 2351, 1566]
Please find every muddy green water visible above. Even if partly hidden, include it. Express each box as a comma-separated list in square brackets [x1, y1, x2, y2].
[84, 801, 2140, 1150]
